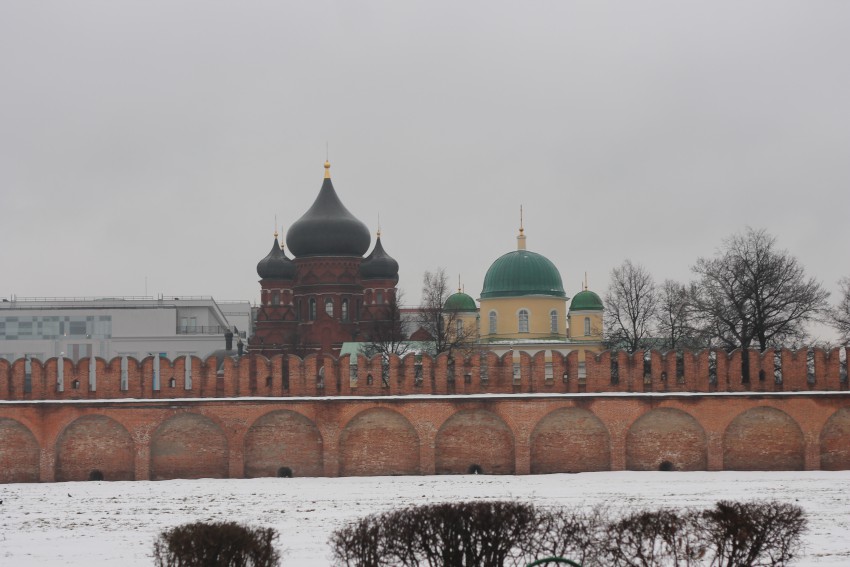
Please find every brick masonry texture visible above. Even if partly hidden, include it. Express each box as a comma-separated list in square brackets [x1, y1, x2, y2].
[530, 407, 611, 474]
[55, 414, 134, 481]
[626, 408, 707, 471]
[0, 347, 848, 482]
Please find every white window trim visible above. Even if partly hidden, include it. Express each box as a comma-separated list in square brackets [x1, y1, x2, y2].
[517, 308, 530, 333]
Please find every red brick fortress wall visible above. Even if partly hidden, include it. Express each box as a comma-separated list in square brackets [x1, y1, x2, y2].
[0, 348, 848, 482]
[1, 394, 849, 482]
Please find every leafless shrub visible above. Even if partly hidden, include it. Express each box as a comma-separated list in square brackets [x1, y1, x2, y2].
[529, 505, 610, 567]
[329, 501, 540, 567]
[700, 500, 806, 566]
[603, 508, 706, 567]
[328, 515, 385, 567]
[329, 500, 807, 567]
[153, 521, 280, 567]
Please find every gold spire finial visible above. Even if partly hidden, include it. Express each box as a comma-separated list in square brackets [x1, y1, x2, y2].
[458, 274, 462, 293]
[516, 205, 527, 250]
[324, 160, 331, 179]
[584, 272, 588, 291]
[274, 215, 278, 239]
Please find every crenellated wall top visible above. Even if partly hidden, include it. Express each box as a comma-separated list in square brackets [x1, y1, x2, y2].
[0, 347, 847, 401]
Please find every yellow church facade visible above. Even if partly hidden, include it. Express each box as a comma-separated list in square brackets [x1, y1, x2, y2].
[443, 224, 605, 365]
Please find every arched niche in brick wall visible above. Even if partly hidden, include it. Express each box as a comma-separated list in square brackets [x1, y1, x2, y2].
[820, 407, 850, 471]
[626, 408, 707, 471]
[0, 417, 40, 483]
[150, 413, 228, 480]
[435, 409, 515, 475]
[243, 410, 323, 478]
[530, 407, 610, 474]
[723, 406, 804, 471]
[339, 408, 420, 476]
[55, 414, 135, 481]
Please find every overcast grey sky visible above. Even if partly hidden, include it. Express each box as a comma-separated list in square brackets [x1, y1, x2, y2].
[2, 1, 848, 339]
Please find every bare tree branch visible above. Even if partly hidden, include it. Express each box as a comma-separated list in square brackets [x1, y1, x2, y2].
[832, 277, 850, 344]
[362, 289, 410, 359]
[690, 228, 829, 352]
[655, 279, 705, 350]
[417, 268, 477, 356]
[604, 260, 658, 353]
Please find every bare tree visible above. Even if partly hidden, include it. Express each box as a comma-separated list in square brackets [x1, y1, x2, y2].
[417, 268, 476, 356]
[832, 277, 850, 344]
[362, 289, 410, 358]
[655, 280, 702, 351]
[690, 228, 829, 352]
[604, 260, 658, 352]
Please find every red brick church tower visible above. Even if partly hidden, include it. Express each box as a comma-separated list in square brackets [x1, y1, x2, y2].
[250, 161, 399, 357]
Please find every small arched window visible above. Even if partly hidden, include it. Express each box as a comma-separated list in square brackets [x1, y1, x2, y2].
[584, 317, 591, 336]
[271, 291, 280, 305]
[518, 309, 529, 333]
[456, 319, 463, 335]
[489, 311, 497, 334]
[325, 297, 334, 317]
[309, 298, 317, 321]
[376, 291, 384, 305]
[341, 299, 349, 321]
[550, 310, 558, 334]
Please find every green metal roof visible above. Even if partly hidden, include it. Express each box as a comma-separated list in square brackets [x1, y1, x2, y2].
[480, 250, 566, 299]
[444, 292, 477, 312]
[570, 290, 604, 311]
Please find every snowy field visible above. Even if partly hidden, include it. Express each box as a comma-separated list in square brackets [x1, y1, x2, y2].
[2, 471, 849, 566]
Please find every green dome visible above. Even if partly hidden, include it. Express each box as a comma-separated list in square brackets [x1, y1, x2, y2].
[481, 250, 566, 299]
[570, 290, 604, 311]
[445, 291, 477, 312]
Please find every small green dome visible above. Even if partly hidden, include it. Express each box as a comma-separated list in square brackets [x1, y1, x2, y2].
[445, 291, 477, 312]
[570, 290, 604, 311]
[481, 250, 566, 299]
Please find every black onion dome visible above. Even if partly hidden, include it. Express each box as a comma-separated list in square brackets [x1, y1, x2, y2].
[286, 171, 371, 257]
[360, 235, 399, 282]
[256, 237, 296, 280]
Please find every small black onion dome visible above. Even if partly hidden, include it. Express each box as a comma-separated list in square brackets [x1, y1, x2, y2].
[360, 234, 399, 282]
[256, 237, 296, 280]
[286, 162, 371, 257]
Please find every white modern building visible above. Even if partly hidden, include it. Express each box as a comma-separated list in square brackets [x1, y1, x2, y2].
[0, 296, 252, 362]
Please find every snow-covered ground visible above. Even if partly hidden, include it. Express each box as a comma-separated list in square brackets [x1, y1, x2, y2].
[1, 471, 848, 566]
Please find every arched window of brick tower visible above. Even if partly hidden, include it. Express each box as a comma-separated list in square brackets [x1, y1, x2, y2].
[376, 291, 384, 305]
[550, 310, 558, 334]
[341, 299, 349, 321]
[584, 317, 591, 336]
[271, 291, 280, 305]
[489, 311, 497, 334]
[518, 310, 529, 333]
[325, 298, 334, 317]
[309, 299, 317, 321]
